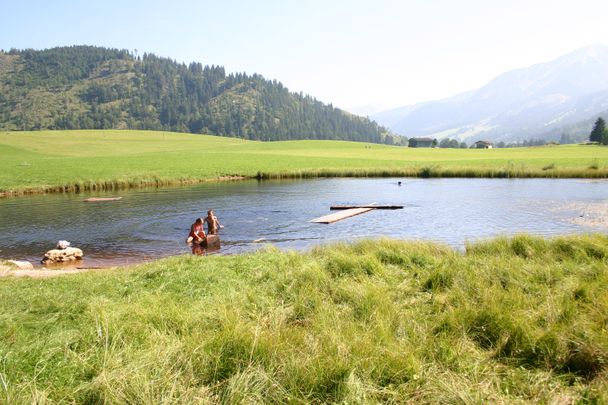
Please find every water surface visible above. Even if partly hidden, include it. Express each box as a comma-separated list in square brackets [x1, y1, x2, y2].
[0, 178, 606, 267]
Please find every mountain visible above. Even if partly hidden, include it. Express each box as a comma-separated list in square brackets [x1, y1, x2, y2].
[0, 46, 398, 144]
[373, 45, 608, 142]
[346, 103, 391, 117]
[539, 108, 608, 143]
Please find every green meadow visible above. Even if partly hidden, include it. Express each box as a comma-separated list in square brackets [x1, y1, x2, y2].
[2, 130, 608, 195]
[1, 235, 607, 403]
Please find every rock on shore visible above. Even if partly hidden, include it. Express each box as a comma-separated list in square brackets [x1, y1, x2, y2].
[6, 260, 34, 270]
[42, 247, 84, 264]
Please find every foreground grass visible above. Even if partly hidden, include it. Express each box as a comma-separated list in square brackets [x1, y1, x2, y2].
[1, 235, 607, 403]
[2, 130, 608, 195]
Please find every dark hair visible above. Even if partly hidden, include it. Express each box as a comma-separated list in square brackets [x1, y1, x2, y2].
[195, 218, 203, 224]
[207, 210, 214, 215]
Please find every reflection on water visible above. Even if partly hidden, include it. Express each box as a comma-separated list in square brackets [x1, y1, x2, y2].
[0, 178, 607, 267]
[188, 242, 221, 257]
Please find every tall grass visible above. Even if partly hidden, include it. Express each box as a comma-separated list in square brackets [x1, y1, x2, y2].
[255, 165, 608, 181]
[0, 175, 246, 197]
[4, 165, 608, 198]
[1, 235, 607, 403]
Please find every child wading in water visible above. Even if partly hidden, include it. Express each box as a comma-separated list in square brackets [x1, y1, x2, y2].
[186, 218, 206, 244]
[204, 210, 223, 235]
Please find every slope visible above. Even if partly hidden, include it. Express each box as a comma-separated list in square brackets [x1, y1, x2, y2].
[0, 46, 398, 144]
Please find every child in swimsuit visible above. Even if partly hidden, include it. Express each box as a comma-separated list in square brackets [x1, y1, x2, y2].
[186, 218, 206, 244]
[204, 210, 222, 235]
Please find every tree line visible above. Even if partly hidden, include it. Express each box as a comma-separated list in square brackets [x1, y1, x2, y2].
[417, 138, 556, 148]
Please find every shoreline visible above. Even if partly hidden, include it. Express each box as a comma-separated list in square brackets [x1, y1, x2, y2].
[0, 266, 114, 278]
[2, 167, 608, 198]
[3, 230, 608, 278]
[0, 175, 248, 198]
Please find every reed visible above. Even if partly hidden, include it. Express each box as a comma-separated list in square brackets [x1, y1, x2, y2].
[4, 166, 608, 198]
[255, 166, 608, 180]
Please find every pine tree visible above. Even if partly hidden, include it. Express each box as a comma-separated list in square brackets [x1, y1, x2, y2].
[602, 128, 608, 145]
[590, 117, 606, 143]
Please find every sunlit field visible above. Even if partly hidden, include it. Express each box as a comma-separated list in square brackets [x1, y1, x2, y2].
[2, 130, 608, 195]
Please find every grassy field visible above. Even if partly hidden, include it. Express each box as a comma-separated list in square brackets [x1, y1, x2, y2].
[1, 235, 607, 403]
[2, 130, 608, 195]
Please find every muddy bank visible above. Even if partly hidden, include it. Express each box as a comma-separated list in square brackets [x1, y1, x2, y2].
[0, 266, 111, 278]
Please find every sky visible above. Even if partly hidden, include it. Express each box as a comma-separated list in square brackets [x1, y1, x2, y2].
[2, 0, 608, 113]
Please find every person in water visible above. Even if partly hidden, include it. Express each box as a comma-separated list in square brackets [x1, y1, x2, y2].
[186, 217, 206, 244]
[204, 210, 222, 235]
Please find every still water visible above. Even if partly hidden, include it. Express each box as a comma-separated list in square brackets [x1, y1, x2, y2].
[0, 178, 607, 266]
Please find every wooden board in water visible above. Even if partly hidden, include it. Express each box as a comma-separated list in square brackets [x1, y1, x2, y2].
[330, 205, 403, 210]
[310, 207, 375, 224]
[83, 197, 122, 202]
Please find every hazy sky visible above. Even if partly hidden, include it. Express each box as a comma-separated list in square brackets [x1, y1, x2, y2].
[2, 0, 608, 112]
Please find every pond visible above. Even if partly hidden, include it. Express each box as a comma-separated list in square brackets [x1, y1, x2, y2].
[1, 178, 607, 267]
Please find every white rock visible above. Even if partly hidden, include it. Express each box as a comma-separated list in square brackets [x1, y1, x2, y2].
[42, 247, 84, 263]
[7, 260, 34, 270]
[57, 240, 71, 249]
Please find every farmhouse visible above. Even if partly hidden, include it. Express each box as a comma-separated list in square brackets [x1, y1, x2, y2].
[408, 137, 435, 148]
[473, 140, 493, 149]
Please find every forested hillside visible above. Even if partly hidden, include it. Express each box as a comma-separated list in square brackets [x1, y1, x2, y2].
[0, 46, 399, 143]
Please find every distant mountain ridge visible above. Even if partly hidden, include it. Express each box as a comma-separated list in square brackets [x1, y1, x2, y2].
[0, 46, 398, 144]
[373, 45, 608, 142]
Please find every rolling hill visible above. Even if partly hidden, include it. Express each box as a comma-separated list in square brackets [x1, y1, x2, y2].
[0, 46, 399, 144]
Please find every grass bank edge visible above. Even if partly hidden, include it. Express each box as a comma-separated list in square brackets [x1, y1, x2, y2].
[3, 130, 608, 197]
[3, 165, 608, 198]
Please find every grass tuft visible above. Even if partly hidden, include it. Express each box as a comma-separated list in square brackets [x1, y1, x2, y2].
[542, 163, 556, 170]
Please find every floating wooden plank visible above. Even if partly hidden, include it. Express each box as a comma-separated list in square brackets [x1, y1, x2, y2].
[310, 207, 375, 224]
[83, 197, 123, 202]
[330, 205, 403, 210]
